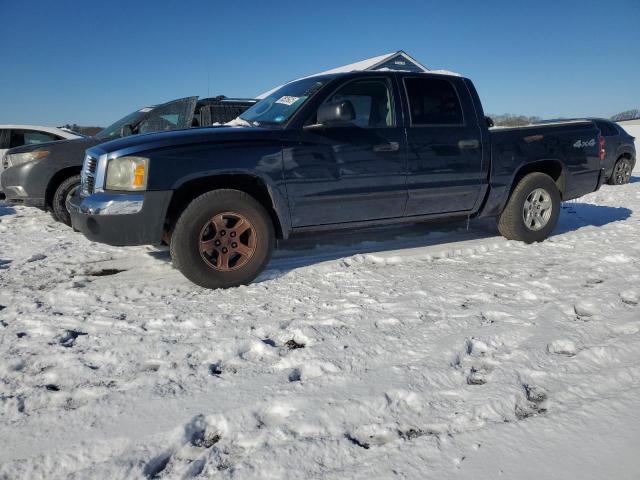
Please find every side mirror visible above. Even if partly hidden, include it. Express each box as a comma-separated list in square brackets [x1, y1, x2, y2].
[120, 124, 134, 137]
[485, 116, 495, 128]
[316, 100, 356, 126]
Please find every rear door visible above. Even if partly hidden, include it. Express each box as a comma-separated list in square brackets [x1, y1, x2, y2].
[401, 76, 484, 216]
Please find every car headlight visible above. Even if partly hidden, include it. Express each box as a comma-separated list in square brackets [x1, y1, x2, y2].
[105, 156, 148, 191]
[5, 150, 50, 167]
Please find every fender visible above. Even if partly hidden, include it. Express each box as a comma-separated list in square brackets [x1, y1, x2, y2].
[479, 158, 564, 218]
[170, 167, 292, 239]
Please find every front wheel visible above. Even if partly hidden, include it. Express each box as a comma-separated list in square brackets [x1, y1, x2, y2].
[497, 172, 561, 243]
[170, 189, 275, 289]
[52, 174, 81, 226]
[608, 157, 633, 185]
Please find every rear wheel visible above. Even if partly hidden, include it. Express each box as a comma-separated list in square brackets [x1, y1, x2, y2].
[170, 189, 275, 289]
[52, 174, 81, 226]
[608, 156, 633, 185]
[497, 172, 561, 243]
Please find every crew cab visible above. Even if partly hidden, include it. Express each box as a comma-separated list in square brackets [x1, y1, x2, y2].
[1, 96, 255, 225]
[69, 71, 605, 289]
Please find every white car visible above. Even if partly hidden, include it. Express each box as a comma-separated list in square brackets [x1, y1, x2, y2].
[0, 125, 82, 192]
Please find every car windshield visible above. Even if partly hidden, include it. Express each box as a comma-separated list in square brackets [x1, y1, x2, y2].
[239, 77, 328, 127]
[95, 109, 149, 140]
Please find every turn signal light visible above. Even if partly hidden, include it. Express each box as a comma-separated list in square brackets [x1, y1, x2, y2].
[133, 164, 146, 187]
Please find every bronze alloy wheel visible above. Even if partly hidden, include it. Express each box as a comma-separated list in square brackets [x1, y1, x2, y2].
[199, 212, 257, 271]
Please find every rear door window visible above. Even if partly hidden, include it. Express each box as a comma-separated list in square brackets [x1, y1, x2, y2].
[404, 77, 464, 125]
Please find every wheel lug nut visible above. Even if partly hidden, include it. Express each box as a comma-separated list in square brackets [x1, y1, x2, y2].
[215, 240, 221, 246]
[232, 242, 238, 248]
[220, 230, 226, 236]
[222, 247, 228, 253]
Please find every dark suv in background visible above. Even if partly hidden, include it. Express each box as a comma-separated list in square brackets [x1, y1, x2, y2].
[591, 118, 635, 185]
[1, 96, 255, 225]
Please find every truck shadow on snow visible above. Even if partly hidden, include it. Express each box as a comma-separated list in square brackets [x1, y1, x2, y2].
[257, 202, 632, 277]
[145, 202, 631, 280]
[0, 201, 16, 217]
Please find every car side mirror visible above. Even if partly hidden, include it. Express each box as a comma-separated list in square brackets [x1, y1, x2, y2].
[120, 124, 134, 137]
[485, 116, 495, 128]
[305, 100, 356, 130]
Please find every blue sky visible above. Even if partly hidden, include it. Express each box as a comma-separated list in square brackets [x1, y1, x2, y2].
[1, 0, 638, 126]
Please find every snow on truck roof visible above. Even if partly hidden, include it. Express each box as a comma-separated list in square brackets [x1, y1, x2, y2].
[256, 51, 461, 99]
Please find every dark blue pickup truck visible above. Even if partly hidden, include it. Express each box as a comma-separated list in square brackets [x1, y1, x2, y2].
[69, 71, 605, 288]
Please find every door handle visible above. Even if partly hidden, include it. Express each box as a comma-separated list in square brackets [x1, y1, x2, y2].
[458, 139, 480, 149]
[373, 141, 400, 152]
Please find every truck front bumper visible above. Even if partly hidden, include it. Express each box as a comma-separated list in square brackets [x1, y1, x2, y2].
[69, 191, 173, 246]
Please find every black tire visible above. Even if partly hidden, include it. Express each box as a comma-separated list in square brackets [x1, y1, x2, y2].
[52, 174, 81, 226]
[497, 172, 561, 243]
[607, 156, 633, 185]
[170, 189, 275, 289]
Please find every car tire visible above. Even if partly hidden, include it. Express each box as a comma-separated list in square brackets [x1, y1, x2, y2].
[497, 172, 561, 243]
[608, 156, 633, 185]
[52, 174, 81, 227]
[170, 189, 275, 289]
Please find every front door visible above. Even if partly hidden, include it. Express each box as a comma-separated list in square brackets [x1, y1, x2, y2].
[402, 76, 484, 216]
[284, 77, 407, 227]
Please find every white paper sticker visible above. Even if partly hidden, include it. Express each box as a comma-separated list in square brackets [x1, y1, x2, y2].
[275, 96, 300, 106]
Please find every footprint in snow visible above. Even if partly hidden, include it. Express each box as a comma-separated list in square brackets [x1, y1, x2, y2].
[346, 425, 397, 449]
[515, 383, 548, 420]
[57, 330, 88, 348]
[143, 414, 226, 478]
[574, 300, 598, 319]
[467, 366, 489, 385]
[620, 290, 639, 306]
[547, 339, 578, 357]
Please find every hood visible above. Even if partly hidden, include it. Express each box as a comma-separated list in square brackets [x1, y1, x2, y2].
[91, 126, 276, 157]
[6, 136, 101, 155]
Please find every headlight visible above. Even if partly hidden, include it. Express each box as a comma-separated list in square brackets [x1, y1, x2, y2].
[105, 156, 148, 191]
[5, 150, 50, 167]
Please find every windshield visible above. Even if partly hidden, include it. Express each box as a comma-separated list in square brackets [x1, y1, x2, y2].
[239, 77, 328, 127]
[95, 109, 148, 140]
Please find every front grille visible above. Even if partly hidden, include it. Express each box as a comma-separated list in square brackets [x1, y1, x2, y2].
[81, 155, 98, 195]
[86, 156, 97, 174]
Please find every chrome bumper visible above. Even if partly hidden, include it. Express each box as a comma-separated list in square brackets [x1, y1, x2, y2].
[72, 192, 145, 215]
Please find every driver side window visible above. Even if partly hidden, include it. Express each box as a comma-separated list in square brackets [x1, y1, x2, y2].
[138, 101, 194, 134]
[310, 79, 394, 128]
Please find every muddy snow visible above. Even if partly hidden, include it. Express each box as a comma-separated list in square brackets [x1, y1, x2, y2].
[1, 174, 640, 479]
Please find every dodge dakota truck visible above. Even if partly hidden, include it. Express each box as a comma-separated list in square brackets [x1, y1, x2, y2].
[69, 71, 605, 289]
[1, 96, 255, 225]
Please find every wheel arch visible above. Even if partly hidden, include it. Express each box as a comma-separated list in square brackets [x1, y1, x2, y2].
[509, 159, 566, 200]
[45, 166, 82, 209]
[164, 173, 290, 240]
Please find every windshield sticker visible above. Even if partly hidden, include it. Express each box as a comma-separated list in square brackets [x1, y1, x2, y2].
[275, 96, 300, 106]
[139, 107, 153, 113]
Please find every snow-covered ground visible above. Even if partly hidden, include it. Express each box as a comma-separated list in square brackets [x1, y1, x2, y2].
[1, 172, 640, 479]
